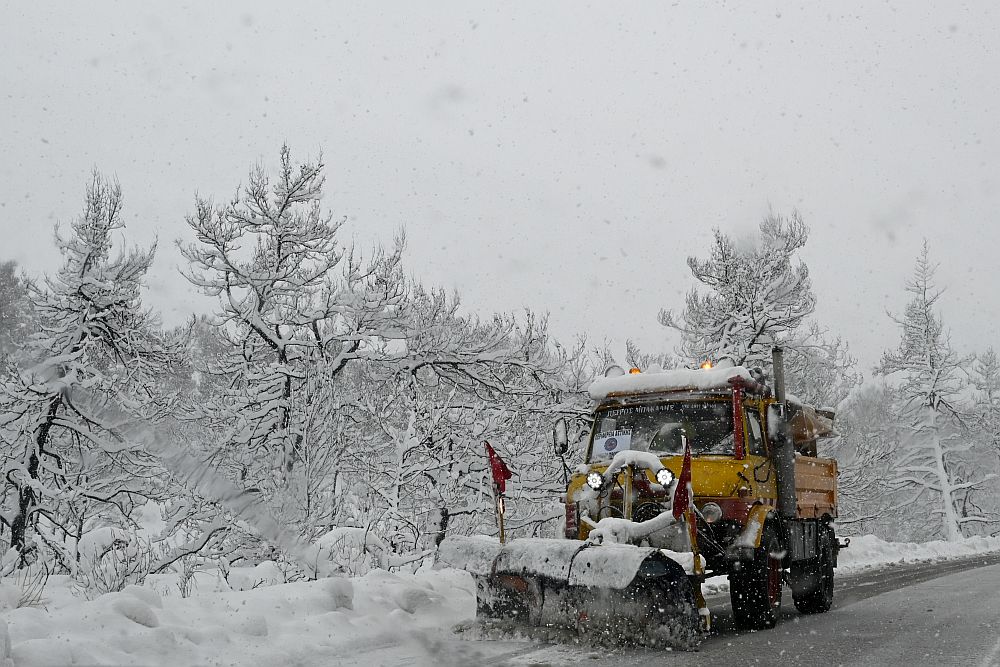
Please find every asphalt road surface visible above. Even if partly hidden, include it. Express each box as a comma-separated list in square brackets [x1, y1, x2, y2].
[360, 552, 1000, 667]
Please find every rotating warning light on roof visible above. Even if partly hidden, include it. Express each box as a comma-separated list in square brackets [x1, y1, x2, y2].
[700, 360, 713, 369]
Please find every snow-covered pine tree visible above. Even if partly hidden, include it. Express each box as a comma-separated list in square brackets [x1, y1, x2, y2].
[658, 212, 815, 369]
[827, 381, 903, 538]
[784, 322, 862, 409]
[0, 172, 182, 567]
[966, 348, 1000, 530]
[0, 260, 33, 358]
[971, 348, 1000, 465]
[875, 242, 996, 541]
[657, 211, 858, 406]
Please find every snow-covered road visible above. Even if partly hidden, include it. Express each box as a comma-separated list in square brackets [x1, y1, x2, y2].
[464, 552, 1000, 667]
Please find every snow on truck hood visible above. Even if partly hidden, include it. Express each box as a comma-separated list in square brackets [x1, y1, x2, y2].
[588, 366, 755, 401]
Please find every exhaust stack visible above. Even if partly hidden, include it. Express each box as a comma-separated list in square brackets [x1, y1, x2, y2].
[772, 346, 797, 519]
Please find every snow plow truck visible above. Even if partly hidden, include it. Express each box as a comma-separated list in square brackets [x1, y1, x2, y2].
[439, 347, 841, 647]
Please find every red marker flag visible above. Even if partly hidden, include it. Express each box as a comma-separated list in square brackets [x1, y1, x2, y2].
[672, 435, 693, 520]
[485, 441, 513, 494]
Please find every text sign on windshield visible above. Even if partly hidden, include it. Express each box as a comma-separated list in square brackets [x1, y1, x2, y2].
[594, 429, 632, 457]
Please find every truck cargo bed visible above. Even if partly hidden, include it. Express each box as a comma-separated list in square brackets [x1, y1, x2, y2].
[794, 455, 837, 519]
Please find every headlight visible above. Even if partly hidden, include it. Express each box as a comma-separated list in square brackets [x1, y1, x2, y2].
[655, 468, 674, 486]
[700, 502, 723, 523]
[586, 472, 604, 490]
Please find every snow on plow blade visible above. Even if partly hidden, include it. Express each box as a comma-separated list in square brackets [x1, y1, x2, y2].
[438, 536, 701, 648]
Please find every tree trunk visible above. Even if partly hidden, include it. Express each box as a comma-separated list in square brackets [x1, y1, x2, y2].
[434, 507, 450, 548]
[927, 406, 962, 542]
[11, 397, 61, 560]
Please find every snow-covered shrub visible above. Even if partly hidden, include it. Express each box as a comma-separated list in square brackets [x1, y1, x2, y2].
[0, 562, 49, 611]
[175, 554, 197, 598]
[225, 560, 292, 591]
[312, 527, 391, 576]
[73, 530, 155, 600]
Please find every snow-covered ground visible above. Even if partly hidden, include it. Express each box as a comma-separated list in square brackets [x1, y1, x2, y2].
[2, 534, 999, 666]
[0, 566, 476, 667]
[836, 534, 1000, 570]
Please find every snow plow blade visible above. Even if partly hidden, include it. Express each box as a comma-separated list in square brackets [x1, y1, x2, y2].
[438, 536, 700, 648]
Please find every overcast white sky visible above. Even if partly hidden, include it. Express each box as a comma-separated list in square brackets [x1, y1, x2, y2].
[2, 2, 998, 372]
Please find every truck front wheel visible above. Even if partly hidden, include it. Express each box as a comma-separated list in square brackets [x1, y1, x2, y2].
[729, 525, 782, 630]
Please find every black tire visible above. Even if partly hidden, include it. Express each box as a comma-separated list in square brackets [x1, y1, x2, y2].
[793, 531, 834, 614]
[729, 525, 783, 630]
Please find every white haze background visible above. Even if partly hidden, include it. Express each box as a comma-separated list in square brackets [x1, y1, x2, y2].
[2, 2, 999, 367]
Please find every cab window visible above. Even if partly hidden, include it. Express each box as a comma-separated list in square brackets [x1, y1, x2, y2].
[745, 408, 766, 456]
[588, 401, 734, 461]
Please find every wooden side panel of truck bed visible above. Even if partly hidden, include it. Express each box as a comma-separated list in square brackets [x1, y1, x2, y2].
[795, 455, 837, 519]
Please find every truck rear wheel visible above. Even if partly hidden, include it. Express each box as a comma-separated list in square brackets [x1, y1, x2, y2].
[793, 532, 834, 614]
[729, 525, 782, 630]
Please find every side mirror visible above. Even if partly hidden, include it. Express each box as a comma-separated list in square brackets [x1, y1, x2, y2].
[553, 417, 569, 457]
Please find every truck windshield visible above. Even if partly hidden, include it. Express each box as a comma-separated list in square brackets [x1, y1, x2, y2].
[589, 400, 733, 461]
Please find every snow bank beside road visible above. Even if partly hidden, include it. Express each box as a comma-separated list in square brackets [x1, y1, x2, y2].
[4, 534, 1000, 665]
[836, 534, 1000, 571]
[4, 568, 475, 667]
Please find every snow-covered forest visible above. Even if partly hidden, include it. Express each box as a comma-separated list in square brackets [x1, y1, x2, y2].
[0, 147, 998, 601]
